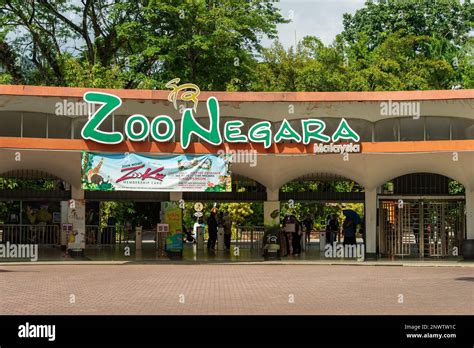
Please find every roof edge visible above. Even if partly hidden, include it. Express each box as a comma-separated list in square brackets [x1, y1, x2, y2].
[0, 84, 473, 102]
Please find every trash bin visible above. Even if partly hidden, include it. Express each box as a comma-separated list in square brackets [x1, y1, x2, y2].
[263, 230, 281, 260]
[217, 227, 225, 251]
[196, 225, 205, 250]
[319, 231, 326, 256]
[135, 226, 142, 250]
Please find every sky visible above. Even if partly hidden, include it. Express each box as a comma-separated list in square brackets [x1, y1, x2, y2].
[262, 0, 367, 48]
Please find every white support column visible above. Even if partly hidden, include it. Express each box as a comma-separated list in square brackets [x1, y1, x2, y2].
[364, 188, 377, 258]
[169, 192, 183, 201]
[264, 188, 280, 228]
[67, 186, 86, 255]
[266, 188, 279, 202]
[71, 185, 84, 200]
[466, 188, 474, 240]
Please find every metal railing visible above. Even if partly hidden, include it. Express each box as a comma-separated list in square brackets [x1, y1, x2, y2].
[85, 225, 129, 245]
[0, 224, 60, 245]
[235, 226, 265, 251]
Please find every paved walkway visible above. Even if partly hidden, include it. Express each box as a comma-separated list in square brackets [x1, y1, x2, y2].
[1, 264, 473, 315]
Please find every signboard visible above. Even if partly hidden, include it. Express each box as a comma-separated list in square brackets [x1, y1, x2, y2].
[80, 89, 361, 150]
[61, 223, 72, 247]
[161, 202, 183, 252]
[66, 200, 85, 250]
[81, 152, 232, 192]
[194, 202, 203, 212]
[313, 142, 361, 154]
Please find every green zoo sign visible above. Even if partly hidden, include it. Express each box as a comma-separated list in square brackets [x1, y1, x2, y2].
[81, 92, 360, 149]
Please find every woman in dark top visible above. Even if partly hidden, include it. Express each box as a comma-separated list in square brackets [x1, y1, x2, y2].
[207, 210, 218, 250]
[342, 217, 357, 246]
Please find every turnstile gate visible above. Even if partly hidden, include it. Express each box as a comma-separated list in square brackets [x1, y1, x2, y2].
[379, 199, 465, 258]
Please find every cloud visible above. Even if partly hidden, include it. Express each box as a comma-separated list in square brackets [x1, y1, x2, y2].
[263, 0, 366, 48]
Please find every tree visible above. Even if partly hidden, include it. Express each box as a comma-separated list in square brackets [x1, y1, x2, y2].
[251, 41, 299, 91]
[0, 0, 286, 89]
[251, 37, 349, 92]
[0, 0, 132, 86]
[342, 0, 473, 50]
[295, 36, 349, 92]
[346, 32, 459, 91]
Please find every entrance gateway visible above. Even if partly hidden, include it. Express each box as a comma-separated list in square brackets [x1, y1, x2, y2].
[0, 85, 473, 261]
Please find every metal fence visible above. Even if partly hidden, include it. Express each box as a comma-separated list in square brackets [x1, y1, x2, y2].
[235, 226, 265, 251]
[0, 224, 60, 245]
[85, 225, 129, 245]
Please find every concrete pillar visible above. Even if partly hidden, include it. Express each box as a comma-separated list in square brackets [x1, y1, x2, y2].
[264, 189, 279, 226]
[71, 185, 84, 200]
[170, 192, 183, 201]
[264, 201, 280, 228]
[466, 188, 474, 240]
[266, 188, 279, 202]
[70, 186, 86, 253]
[364, 188, 377, 258]
[61, 186, 85, 247]
[263, 188, 282, 259]
[264, 189, 279, 225]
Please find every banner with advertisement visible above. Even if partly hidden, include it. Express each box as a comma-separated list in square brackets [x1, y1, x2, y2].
[66, 199, 86, 250]
[161, 202, 183, 252]
[81, 152, 232, 192]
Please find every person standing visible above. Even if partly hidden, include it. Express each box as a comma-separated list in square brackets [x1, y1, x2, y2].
[327, 214, 339, 244]
[292, 216, 302, 255]
[223, 212, 232, 250]
[303, 214, 314, 245]
[342, 217, 357, 246]
[283, 214, 301, 256]
[282, 213, 293, 256]
[207, 209, 218, 250]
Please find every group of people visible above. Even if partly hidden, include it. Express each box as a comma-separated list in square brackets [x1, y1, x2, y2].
[281, 212, 361, 256]
[205, 209, 233, 250]
[282, 213, 308, 256]
[186, 208, 360, 254]
[323, 214, 358, 246]
[184, 208, 232, 250]
[207, 208, 232, 250]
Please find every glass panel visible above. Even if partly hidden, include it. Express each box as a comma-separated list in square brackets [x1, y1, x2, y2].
[374, 118, 399, 142]
[425, 117, 450, 141]
[114, 115, 127, 136]
[73, 117, 87, 139]
[48, 114, 71, 139]
[0, 111, 21, 137]
[451, 118, 474, 140]
[22, 112, 46, 138]
[343, 119, 372, 142]
[400, 117, 424, 141]
[320, 118, 340, 140]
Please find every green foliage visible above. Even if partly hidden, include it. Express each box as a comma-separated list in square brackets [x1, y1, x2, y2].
[0, 73, 13, 84]
[342, 0, 473, 48]
[0, 177, 59, 190]
[99, 201, 136, 229]
[0, 0, 286, 89]
[281, 180, 362, 193]
[82, 181, 114, 191]
[280, 179, 364, 229]
[449, 180, 465, 195]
